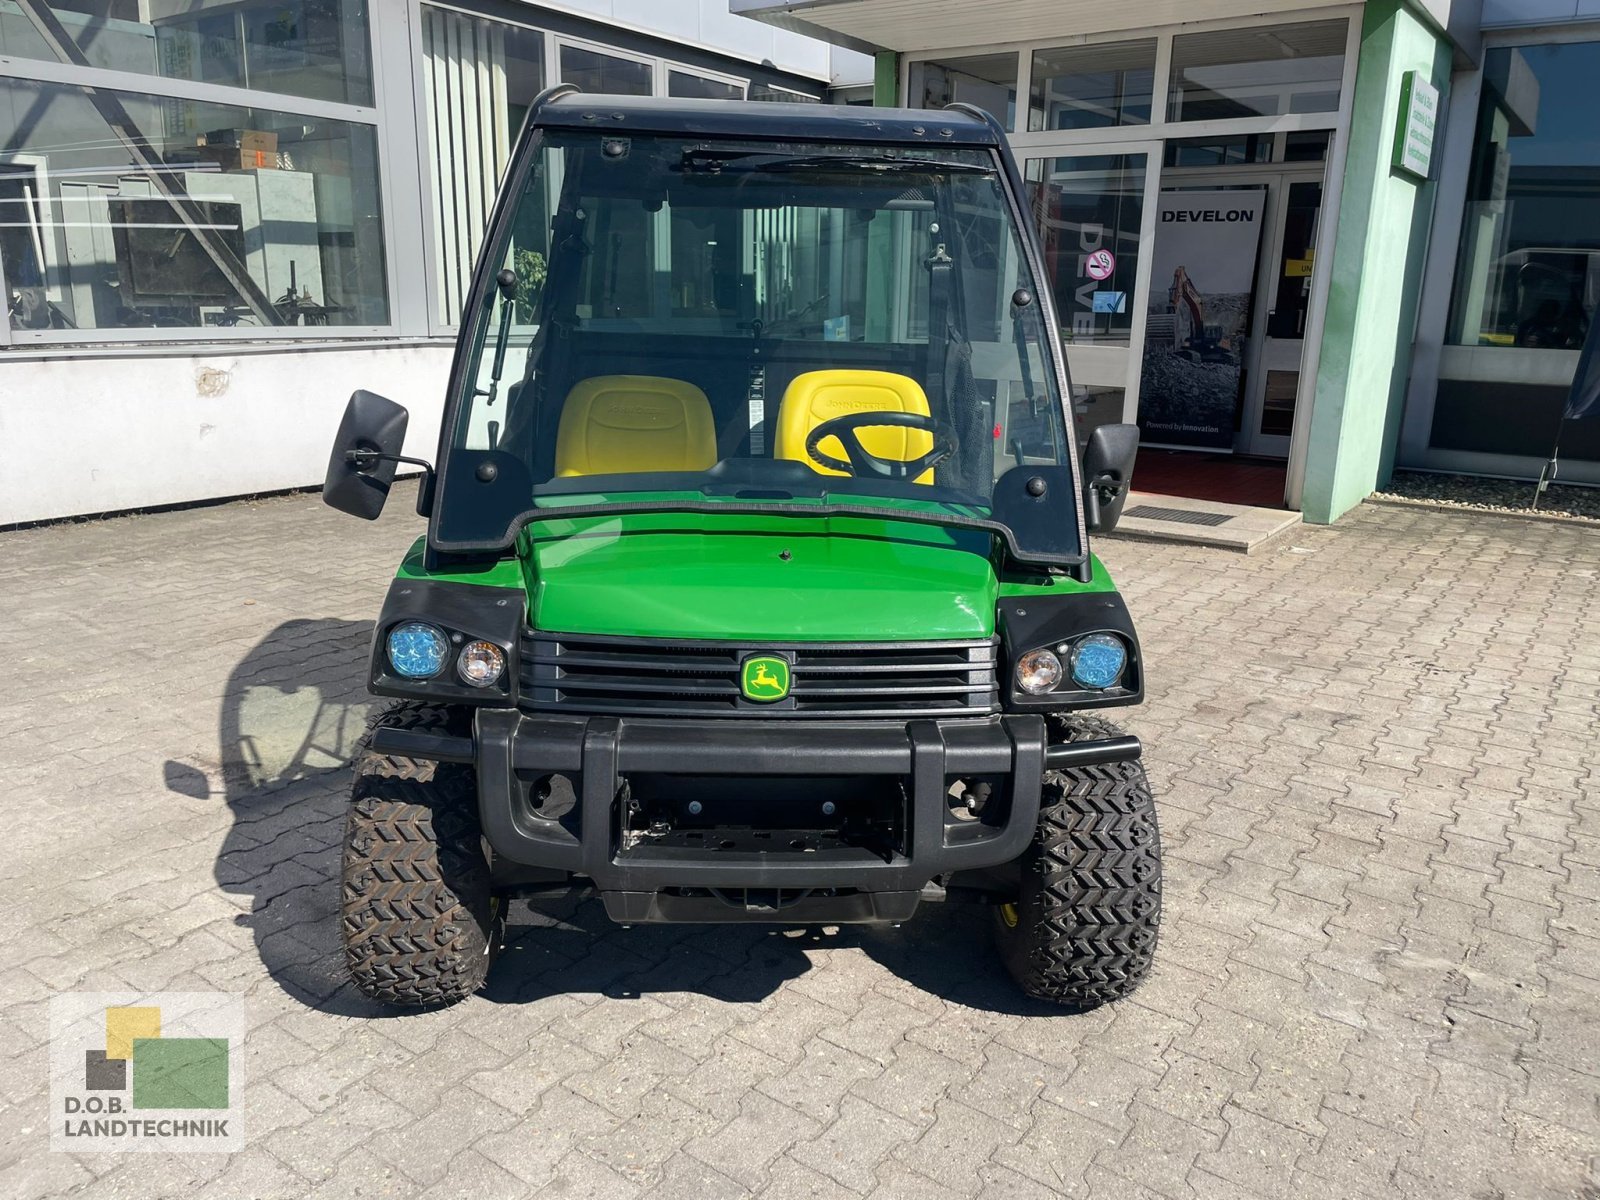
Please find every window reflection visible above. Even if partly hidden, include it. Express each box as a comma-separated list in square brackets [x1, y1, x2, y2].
[668, 71, 743, 101]
[1028, 40, 1155, 132]
[0, 1, 373, 106]
[421, 6, 544, 325]
[1, 79, 387, 331]
[1168, 20, 1346, 121]
[909, 54, 1017, 131]
[1449, 42, 1600, 350]
[1024, 154, 1146, 347]
[560, 44, 652, 97]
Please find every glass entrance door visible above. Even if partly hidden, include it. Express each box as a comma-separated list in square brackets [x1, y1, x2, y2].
[1143, 149, 1328, 461]
[1021, 145, 1159, 445]
[1241, 177, 1322, 456]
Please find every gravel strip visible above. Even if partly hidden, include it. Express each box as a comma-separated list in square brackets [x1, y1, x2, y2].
[1373, 470, 1600, 522]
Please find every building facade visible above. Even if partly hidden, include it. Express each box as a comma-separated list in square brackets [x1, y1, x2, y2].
[0, 1, 869, 525]
[738, 0, 1600, 522]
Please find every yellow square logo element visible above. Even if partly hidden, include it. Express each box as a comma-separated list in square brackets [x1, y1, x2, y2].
[105, 1007, 160, 1062]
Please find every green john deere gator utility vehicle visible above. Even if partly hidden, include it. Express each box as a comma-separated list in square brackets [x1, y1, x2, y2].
[322, 86, 1155, 1010]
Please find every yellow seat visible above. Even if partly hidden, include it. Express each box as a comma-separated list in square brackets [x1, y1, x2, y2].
[553, 375, 717, 477]
[773, 370, 936, 484]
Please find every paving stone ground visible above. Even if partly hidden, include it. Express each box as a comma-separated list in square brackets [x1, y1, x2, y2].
[1, 486, 1597, 1199]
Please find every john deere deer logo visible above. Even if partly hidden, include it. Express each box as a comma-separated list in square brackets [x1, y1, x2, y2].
[740, 655, 790, 702]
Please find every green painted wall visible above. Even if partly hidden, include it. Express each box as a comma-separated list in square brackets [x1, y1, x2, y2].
[1301, 0, 1451, 524]
[874, 51, 899, 106]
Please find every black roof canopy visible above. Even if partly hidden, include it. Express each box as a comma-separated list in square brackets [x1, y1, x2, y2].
[532, 91, 1003, 147]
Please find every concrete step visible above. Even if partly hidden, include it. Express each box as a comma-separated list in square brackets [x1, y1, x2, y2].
[1100, 491, 1302, 554]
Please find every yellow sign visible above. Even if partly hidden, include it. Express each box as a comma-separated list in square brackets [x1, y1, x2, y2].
[1284, 258, 1314, 278]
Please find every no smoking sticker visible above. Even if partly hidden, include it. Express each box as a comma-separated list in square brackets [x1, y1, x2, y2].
[1084, 249, 1116, 281]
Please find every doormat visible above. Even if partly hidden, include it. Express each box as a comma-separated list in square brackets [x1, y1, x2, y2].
[1123, 505, 1235, 527]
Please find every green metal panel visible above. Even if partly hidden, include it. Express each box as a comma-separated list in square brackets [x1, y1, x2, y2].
[393, 521, 1122, 642]
[874, 51, 899, 107]
[1301, 0, 1451, 524]
[521, 510, 999, 640]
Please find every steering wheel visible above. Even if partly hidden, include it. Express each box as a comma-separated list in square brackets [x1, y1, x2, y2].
[804, 411, 957, 481]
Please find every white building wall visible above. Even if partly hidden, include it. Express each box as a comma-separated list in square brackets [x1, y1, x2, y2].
[0, 346, 452, 526]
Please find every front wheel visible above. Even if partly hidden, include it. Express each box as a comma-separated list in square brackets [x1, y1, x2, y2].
[341, 750, 500, 1008]
[994, 716, 1161, 1010]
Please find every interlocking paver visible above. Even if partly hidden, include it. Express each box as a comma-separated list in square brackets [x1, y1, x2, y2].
[3, 488, 1598, 1198]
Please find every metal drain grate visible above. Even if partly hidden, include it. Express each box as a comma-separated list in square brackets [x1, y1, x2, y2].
[1123, 504, 1235, 527]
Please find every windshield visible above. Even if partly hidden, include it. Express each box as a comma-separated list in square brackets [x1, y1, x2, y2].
[432, 129, 1081, 563]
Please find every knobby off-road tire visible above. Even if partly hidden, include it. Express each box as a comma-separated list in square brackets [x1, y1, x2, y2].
[341, 702, 500, 1007]
[994, 714, 1161, 1010]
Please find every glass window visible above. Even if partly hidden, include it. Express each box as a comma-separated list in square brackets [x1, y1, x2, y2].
[1028, 40, 1155, 132]
[908, 54, 1018, 131]
[421, 6, 544, 326]
[1283, 130, 1332, 162]
[1162, 134, 1273, 168]
[560, 44, 652, 96]
[750, 83, 822, 103]
[1, 78, 387, 332]
[668, 71, 743, 101]
[1448, 42, 1600, 350]
[1024, 154, 1146, 347]
[1168, 20, 1347, 121]
[1072, 384, 1127, 447]
[0, 1, 373, 106]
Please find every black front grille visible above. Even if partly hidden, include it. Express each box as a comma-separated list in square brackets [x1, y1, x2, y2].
[521, 633, 999, 718]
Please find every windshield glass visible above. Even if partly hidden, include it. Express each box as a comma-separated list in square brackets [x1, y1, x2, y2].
[433, 130, 1080, 561]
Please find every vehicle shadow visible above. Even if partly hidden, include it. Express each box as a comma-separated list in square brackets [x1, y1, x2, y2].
[201, 620, 1054, 1018]
[487, 898, 1061, 1017]
[206, 618, 389, 1017]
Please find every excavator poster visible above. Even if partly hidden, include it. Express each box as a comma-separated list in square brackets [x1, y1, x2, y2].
[1137, 189, 1266, 450]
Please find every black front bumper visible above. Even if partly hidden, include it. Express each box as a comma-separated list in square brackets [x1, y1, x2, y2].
[370, 709, 1141, 923]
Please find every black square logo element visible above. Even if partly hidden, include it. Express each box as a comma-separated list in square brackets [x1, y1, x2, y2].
[84, 1049, 126, 1091]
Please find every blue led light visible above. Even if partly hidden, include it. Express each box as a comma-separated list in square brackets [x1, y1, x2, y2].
[387, 621, 447, 679]
[1070, 634, 1127, 690]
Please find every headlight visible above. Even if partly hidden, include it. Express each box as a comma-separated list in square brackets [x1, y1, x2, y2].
[1070, 634, 1127, 690]
[1015, 648, 1063, 695]
[387, 621, 448, 679]
[457, 640, 506, 688]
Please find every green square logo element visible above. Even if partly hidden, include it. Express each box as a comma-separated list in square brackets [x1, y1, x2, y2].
[132, 1037, 229, 1110]
[740, 655, 790, 702]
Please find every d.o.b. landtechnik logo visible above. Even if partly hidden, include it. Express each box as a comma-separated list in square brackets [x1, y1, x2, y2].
[49, 992, 245, 1152]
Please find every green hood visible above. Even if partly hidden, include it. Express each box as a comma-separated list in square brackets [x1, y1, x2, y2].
[521, 511, 998, 641]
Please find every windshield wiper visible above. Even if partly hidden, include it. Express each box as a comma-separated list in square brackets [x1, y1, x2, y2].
[679, 150, 993, 176]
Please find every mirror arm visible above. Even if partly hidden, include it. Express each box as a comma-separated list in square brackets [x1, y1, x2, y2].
[1083, 472, 1124, 530]
[346, 448, 433, 474]
[346, 448, 436, 517]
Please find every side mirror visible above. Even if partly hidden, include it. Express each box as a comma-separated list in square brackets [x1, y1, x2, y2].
[323, 390, 411, 520]
[1081, 423, 1139, 533]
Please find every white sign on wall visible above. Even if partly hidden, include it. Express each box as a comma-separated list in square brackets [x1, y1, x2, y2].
[1393, 70, 1439, 180]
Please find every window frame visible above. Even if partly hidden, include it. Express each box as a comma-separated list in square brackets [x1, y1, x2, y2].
[901, 9, 1363, 153]
[0, 5, 398, 349]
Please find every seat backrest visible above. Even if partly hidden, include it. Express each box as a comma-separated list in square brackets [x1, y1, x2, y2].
[773, 369, 935, 484]
[553, 375, 717, 477]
